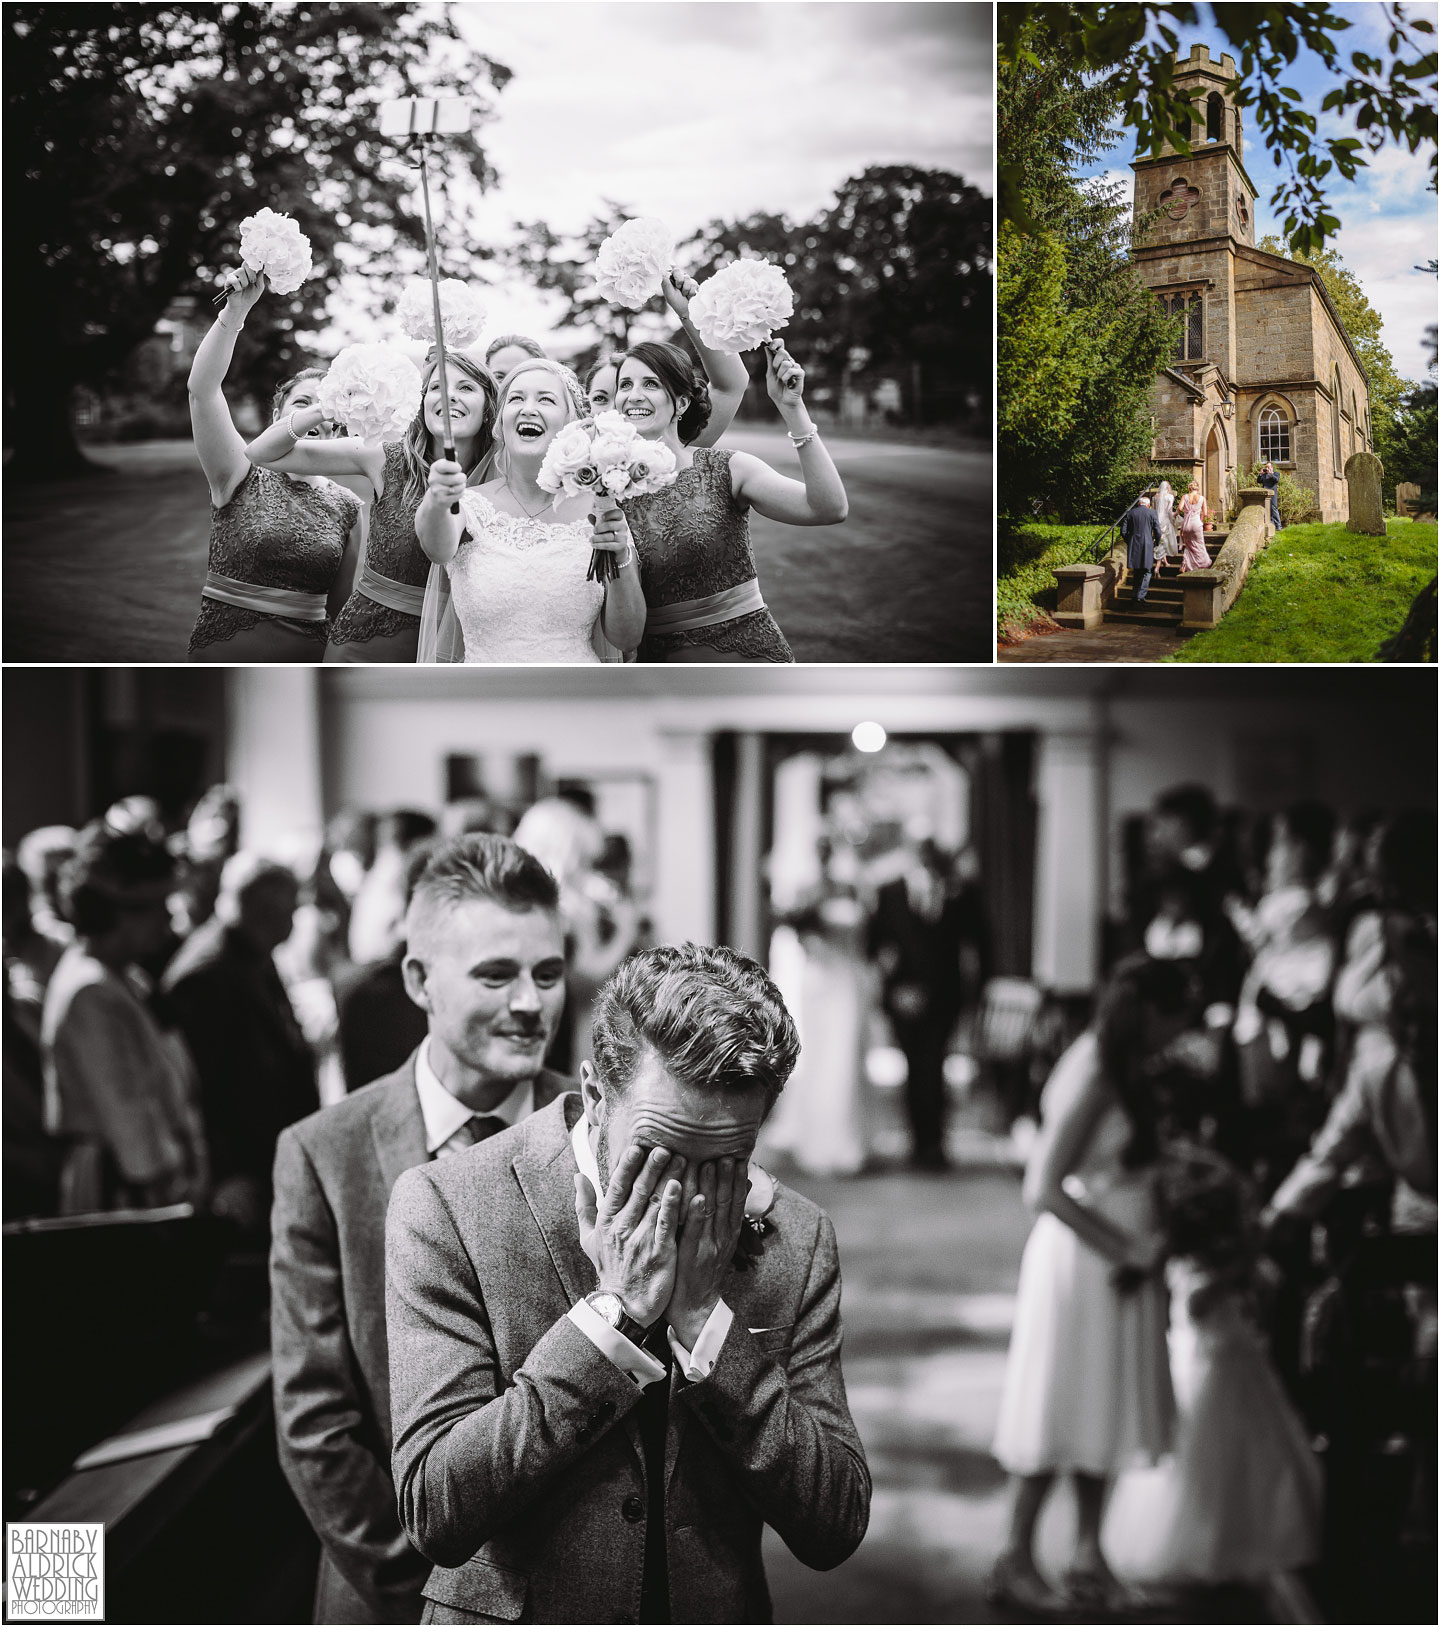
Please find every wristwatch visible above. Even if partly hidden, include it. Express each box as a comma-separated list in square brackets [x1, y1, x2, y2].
[585, 1290, 652, 1345]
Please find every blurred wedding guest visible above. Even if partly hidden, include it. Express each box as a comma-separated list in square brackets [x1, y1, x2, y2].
[1142, 785, 1245, 1008]
[16, 824, 78, 947]
[4, 854, 64, 1047]
[988, 956, 1187, 1613]
[169, 783, 242, 938]
[868, 838, 977, 1169]
[270, 833, 571, 1625]
[347, 810, 438, 967]
[335, 840, 435, 1091]
[41, 821, 208, 1214]
[5, 978, 61, 1220]
[514, 796, 640, 1073]
[1227, 804, 1339, 1184]
[160, 854, 317, 1237]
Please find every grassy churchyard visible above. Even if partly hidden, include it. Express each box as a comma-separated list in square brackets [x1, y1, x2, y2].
[998, 517, 1436, 662]
[1169, 517, 1437, 663]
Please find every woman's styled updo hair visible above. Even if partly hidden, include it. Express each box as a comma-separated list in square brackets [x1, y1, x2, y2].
[616, 341, 711, 445]
[270, 367, 327, 422]
[60, 820, 175, 938]
[584, 357, 617, 394]
[485, 333, 546, 368]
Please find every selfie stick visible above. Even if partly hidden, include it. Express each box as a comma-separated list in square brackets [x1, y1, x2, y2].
[382, 98, 475, 514]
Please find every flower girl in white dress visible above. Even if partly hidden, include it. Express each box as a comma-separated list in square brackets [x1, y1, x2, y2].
[415, 359, 646, 663]
[1104, 1146, 1322, 1595]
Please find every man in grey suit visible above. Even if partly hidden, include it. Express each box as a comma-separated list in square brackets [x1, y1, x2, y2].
[386, 942, 871, 1624]
[270, 834, 573, 1624]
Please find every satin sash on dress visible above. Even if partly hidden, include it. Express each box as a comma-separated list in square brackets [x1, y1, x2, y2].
[201, 572, 328, 622]
[644, 577, 765, 635]
[356, 564, 426, 618]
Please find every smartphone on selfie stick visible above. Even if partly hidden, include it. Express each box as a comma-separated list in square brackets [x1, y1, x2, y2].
[379, 98, 476, 514]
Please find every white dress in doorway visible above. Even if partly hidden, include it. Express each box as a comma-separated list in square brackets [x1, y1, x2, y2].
[448, 490, 604, 664]
[992, 1032, 1175, 1476]
[761, 896, 875, 1176]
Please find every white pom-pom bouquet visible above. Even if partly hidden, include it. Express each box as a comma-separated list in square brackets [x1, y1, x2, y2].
[538, 409, 677, 582]
[318, 344, 423, 445]
[213, 208, 314, 304]
[397, 278, 488, 348]
[689, 257, 794, 351]
[593, 217, 675, 310]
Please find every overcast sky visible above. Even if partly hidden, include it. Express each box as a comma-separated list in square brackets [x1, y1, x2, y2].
[322, 1, 991, 353]
[1076, 1, 1439, 381]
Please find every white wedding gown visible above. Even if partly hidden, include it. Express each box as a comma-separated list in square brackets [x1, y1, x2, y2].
[447, 490, 605, 664]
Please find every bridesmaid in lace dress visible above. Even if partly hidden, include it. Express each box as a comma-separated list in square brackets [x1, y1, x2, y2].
[244, 350, 497, 663]
[615, 342, 847, 663]
[415, 359, 645, 663]
[186, 267, 362, 662]
[585, 272, 748, 441]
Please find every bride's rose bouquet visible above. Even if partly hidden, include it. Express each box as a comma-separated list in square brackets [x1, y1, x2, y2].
[397, 278, 488, 347]
[318, 343, 422, 444]
[213, 208, 314, 304]
[537, 409, 677, 582]
[689, 257, 794, 351]
[593, 217, 675, 310]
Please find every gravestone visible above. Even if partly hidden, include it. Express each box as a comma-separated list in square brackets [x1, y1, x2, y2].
[1396, 481, 1421, 518]
[1344, 451, 1385, 535]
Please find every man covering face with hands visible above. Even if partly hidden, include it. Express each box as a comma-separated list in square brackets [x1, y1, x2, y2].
[385, 942, 870, 1624]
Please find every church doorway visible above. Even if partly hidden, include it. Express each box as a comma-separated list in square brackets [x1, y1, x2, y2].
[1204, 425, 1223, 518]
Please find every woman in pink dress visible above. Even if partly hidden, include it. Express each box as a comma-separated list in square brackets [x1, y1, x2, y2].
[1178, 483, 1211, 572]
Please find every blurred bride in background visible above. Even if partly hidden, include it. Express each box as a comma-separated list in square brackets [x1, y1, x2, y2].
[761, 756, 877, 1176]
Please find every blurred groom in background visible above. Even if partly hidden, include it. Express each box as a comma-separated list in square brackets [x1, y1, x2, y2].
[270, 834, 572, 1623]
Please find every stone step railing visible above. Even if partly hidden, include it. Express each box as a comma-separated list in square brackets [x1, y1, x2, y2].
[1052, 488, 1273, 631]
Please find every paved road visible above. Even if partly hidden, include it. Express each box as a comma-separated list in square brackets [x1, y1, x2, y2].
[3, 432, 991, 663]
[998, 623, 1197, 663]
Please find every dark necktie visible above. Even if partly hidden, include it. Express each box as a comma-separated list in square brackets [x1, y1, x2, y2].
[435, 1114, 507, 1158]
[637, 1323, 672, 1624]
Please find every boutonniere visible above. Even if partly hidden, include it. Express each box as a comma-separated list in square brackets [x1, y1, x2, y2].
[732, 1163, 778, 1271]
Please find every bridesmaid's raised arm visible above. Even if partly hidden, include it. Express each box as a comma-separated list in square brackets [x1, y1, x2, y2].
[661, 272, 749, 448]
[245, 403, 386, 494]
[189, 267, 266, 508]
[728, 343, 847, 526]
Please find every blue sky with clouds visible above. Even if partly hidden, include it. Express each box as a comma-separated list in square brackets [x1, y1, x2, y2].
[1074, 1, 1439, 380]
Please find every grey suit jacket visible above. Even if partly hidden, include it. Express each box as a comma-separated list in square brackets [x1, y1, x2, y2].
[270, 1052, 571, 1625]
[386, 1093, 870, 1624]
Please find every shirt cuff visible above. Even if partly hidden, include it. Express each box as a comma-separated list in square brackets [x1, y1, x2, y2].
[567, 1300, 666, 1389]
[667, 1299, 734, 1383]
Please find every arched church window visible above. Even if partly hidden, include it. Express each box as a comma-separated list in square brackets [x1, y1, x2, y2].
[1259, 405, 1290, 464]
[1206, 93, 1225, 142]
[1332, 367, 1344, 470]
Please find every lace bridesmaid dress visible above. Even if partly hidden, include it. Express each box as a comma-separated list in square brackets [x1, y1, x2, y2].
[187, 465, 359, 661]
[621, 447, 793, 663]
[446, 491, 604, 664]
[327, 443, 427, 663]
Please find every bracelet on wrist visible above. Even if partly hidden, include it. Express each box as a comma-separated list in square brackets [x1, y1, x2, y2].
[787, 425, 819, 449]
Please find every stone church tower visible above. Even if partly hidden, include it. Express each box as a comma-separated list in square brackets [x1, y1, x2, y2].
[1132, 44, 1371, 523]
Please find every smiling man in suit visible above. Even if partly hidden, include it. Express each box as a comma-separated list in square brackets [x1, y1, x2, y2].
[386, 941, 870, 1625]
[270, 834, 572, 1624]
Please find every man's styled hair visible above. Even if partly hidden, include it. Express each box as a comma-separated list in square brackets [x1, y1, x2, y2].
[591, 942, 800, 1106]
[406, 832, 560, 946]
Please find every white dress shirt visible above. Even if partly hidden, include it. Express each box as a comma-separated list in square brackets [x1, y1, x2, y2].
[566, 1113, 734, 1387]
[414, 1037, 537, 1157]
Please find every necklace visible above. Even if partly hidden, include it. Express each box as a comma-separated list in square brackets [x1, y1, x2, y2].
[504, 476, 550, 521]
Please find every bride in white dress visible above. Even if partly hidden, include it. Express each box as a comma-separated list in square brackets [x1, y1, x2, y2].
[414, 358, 646, 663]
